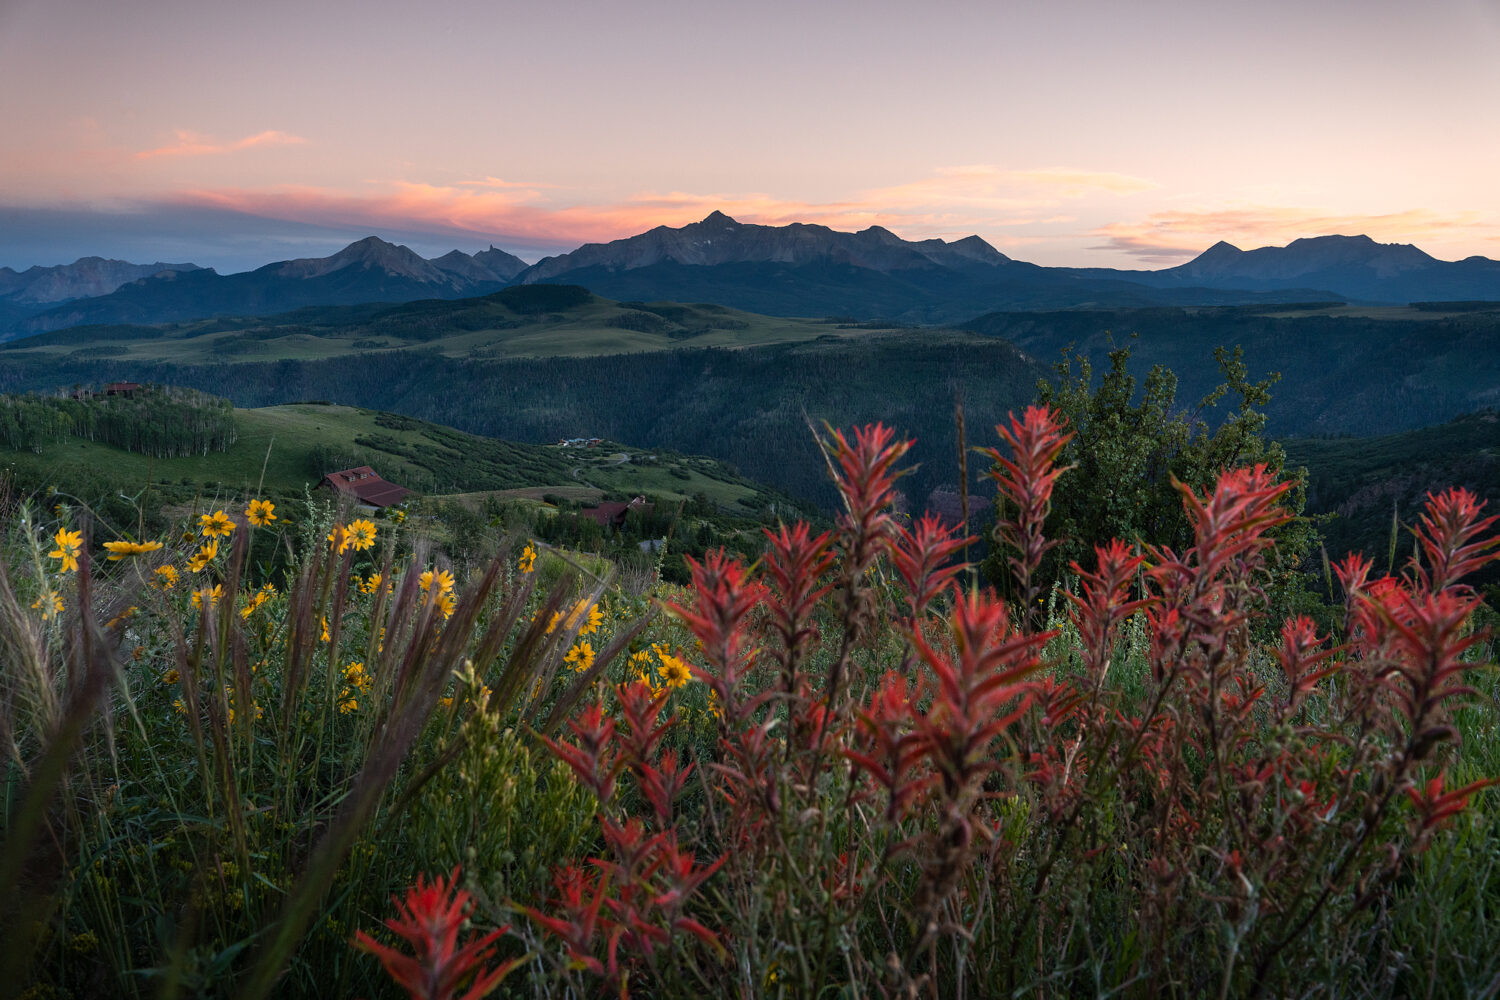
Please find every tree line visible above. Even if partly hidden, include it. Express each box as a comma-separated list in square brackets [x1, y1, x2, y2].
[0, 385, 237, 458]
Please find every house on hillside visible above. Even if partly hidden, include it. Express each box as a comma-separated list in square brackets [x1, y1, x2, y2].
[579, 496, 652, 530]
[103, 382, 142, 398]
[317, 466, 414, 510]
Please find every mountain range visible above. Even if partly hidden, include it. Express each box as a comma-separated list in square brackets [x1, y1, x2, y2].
[4, 239, 526, 334]
[5, 216, 1499, 336]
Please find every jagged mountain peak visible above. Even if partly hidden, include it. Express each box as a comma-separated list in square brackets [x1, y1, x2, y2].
[516, 215, 1012, 283]
[270, 237, 446, 282]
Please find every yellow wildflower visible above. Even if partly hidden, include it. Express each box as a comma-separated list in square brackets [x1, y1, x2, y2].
[389, 508, 407, 524]
[245, 499, 276, 527]
[338, 693, 358, 714]
[321, 615, 331, 642]
[658, 652, 692, 690]
[31, 589, 64, 620]
[186, 538, 219, 573]
[564, 599, 595, 633]
[518, 543, 537, 574]
[173, 698, 187, 716]
[102, 539, 163, 561]
[346, 519, 377, 551]
[435, 591, 457, 620]
[105, 605, 139, 629]
[162, 669, 180, 685]
[418, 568, 455, 595]
[190, 584, 222, 610]
[239, 588, 270, 620]
[343, 661, 371, 692]
[153, 565, 179, 590]
[563, 640, 596, 673]
[328, 524, 350, 553]
[199, 510, 235, 539]
[360, 572, 383, 595]
[49, 527, 82, 573]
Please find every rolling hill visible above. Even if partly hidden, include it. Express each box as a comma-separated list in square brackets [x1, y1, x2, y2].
[0, 284, 905, 365]
[0, 399, 797, 520]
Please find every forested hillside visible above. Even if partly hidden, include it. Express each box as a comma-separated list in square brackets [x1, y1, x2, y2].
[0, 333, 1044, 510]
[964, 303, 1500, 434]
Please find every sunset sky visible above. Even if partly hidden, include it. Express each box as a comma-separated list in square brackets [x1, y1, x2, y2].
[3, 0, 1498, 273]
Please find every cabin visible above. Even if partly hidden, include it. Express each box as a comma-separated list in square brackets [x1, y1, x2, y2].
[103, 382, 142, 398]
[579, 496, 652, 530]
[316, 466, 414, 510]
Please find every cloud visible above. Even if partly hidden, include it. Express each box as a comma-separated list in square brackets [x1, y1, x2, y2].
[136, 129, 308, 159]
[1091, 206, 1496, 263]
[166, 163, 1147, 250]
[863, 165, 1156, 215]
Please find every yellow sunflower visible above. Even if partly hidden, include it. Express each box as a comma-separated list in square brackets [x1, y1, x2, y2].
[190, 584, 223, 610]
[185, 539, 219, 573]
[245, 499, 276, 527]
[102, 539, 164, 561]
[658, 652, 692, 689]
[199, 510, 235, 539]
[49, 527, 83, 573]
[31, 589, 64, 620]
[564, 640, 596, 673]
[346, 519, 377, 551]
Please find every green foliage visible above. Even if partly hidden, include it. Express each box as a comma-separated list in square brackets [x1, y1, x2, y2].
[984, 344, 1318, 606]
[1284, 410, 1500, 586]
[0, 385, 237, 459]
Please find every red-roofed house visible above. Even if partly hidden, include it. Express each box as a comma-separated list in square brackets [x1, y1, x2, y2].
[103, 381, 142, 398]
[579, 496, 652, 529]
[317, 466, 414, 509]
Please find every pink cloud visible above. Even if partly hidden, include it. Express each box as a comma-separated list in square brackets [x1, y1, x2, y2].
[136, 129, 308, 160]
[169, 166, 1129, 249]
[1091, 206, 1497, 263]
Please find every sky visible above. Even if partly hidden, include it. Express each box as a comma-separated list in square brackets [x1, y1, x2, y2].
[2, 0, 1498, 274]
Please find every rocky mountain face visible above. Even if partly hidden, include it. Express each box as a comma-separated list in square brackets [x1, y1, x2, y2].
[0, 256, 202, 304]
[517, 211, 1014, 283]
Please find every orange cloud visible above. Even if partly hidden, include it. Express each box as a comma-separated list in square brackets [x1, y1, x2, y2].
[864, 165, 1155, 215]
[1092, 206, 1497, 263]
[136, 129, 308, 159]
[171, 165, 1134, 250]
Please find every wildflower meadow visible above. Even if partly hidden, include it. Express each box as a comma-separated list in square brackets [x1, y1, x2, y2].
[3, 407, 1498, 999]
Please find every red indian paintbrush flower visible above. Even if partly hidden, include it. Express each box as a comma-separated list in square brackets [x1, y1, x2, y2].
[981, 404, 1073, 630]
[354, 867, 522, 1000]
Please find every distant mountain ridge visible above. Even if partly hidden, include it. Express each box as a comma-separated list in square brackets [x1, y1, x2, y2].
[9, 239, 528, 334]
[1075, 233, 1500, 302]
[518, 210, 1013, 281]
[6, 218, 1499, 336]
[0, 256, 203, 305]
